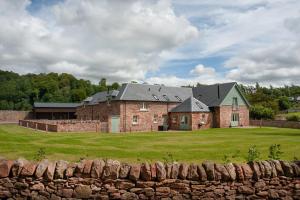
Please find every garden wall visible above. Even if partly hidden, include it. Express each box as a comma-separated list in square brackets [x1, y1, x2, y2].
[250, 119, 300, 129]
[19, 120, 108, 132]
[0, 159, 299, 199]
[0, 110, 32, 123]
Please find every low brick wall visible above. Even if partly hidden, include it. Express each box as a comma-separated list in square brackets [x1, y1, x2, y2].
[250, 119, 300, 129]
[0, 159, 299, 199]
[0, 110, 32, 123]
[19, 120, 108, 132]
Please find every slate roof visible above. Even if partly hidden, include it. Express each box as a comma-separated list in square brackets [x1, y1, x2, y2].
[192, 82, 237, 107]
[170, 97, 210, 113]
[115, 83, 193, 102]
[33, 102, 80, 108]
[83, 90, 119, 105]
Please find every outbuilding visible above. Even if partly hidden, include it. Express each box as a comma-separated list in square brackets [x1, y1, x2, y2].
[33, 102, 80, 120]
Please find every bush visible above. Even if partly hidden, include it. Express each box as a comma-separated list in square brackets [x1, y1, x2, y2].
[250, 105, 275, 120]
[286, 114, 300, 121]
[268, 144, 283, 160]
[33, 148, 46, 161]
[278, 96, 291, 110]
[246, 145, 260, 162]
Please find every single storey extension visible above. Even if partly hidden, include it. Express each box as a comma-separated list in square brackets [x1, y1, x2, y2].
[33, 102, 80, 120]
[76, 82, 250, 132]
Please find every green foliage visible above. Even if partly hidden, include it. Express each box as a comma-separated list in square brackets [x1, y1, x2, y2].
[222, 150, 241, 164]
[163, 152, 176, 164]
[0, 70, 121, 110]
[268, 144, 283, 160]
[278, 96, 291, 110]
[286, 114, 300, 121]
[246, 145, 260, 162]
[33, 148, 46, 161]
[243, 83, 300, 116]
[250, 105, 275, 119]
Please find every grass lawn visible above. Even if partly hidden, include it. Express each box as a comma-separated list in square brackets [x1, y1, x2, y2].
[277, 112, 300, 120]
[0, 124, 299, 163]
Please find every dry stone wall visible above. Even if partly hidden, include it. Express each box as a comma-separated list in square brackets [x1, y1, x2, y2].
[0, 159, 299, 199]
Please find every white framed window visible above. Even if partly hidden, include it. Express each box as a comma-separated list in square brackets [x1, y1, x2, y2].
[132, 115, 139, 124]
[231, 113, 239, 122]
[140, 102, 148, 111]
[181, 115, 188, 124]
[172, 116, 177, 123]
[153, 114, 158, 123]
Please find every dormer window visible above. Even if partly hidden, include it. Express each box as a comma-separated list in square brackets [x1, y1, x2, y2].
[175, 96, 182, 101]
[195, 102, 203, 109]
[152, 94, 159, 101]
[140, 102, 148, 111]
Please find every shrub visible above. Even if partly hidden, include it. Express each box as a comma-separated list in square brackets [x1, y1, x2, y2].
[246, 145, 260, 162]
[250, 105, 275, 120]
[278, 96, 291, 110]
[268, 144, 283, 160]
[286, 114, 300, 121]
[33, 148, 46, 161]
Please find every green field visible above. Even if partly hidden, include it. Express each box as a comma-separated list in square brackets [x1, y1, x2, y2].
[0, 124, 299, 163]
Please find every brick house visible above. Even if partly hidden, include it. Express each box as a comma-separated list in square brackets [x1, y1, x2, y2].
[76, 82, 250, 132]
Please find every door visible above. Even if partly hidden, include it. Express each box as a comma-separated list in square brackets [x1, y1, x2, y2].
[162, 115, 168, 130]
[231, 113, 239, 127]
[111, 115, 120, 133]
[180, 115, 190, 130]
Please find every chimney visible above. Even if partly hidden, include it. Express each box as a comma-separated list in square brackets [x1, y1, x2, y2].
[217, 84, 220, 99]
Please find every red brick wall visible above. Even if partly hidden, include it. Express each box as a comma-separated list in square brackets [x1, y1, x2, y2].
[169, 112, 212, 130]
[215, 105, 249, 128]
[119, 101, 179, 132]
[191, 112, 213, 130]
[0, 110, 32, 123]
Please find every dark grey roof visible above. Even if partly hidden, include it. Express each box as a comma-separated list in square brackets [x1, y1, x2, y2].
[83, 90, 119, 105]
[33, 102, 80, 108]
[115, 83, 193, 102]
[192, 82, 236, 107]
[170, 97, 210, 112]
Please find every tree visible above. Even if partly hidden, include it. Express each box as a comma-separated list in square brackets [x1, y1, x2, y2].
[250, 105, 275, 120]
[111, 82, 120, 90]
[278, 96, 291, 110]
[71, 89, 86, 102]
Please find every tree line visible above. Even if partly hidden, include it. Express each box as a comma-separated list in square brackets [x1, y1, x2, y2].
[0, 70, 119, 110]
[239, 83, 300, 119]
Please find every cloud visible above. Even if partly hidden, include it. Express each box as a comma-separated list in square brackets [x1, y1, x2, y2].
[190, 64, 215, 76]
[169, 0, 300, 86]
[0, 0, 198, 83]
[146, 63, 227, 86]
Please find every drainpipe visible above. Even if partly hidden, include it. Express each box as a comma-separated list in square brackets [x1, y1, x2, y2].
[125, 101, 127, 132]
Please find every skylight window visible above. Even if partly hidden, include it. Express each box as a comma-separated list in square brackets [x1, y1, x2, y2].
[163, 95, 170, 101]
[175, 96, 182, 101]
[152, 94, 159, 100]
[195, 102, 203, 109]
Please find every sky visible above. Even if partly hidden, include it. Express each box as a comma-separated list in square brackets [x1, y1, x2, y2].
[0, 0, 300, 86]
